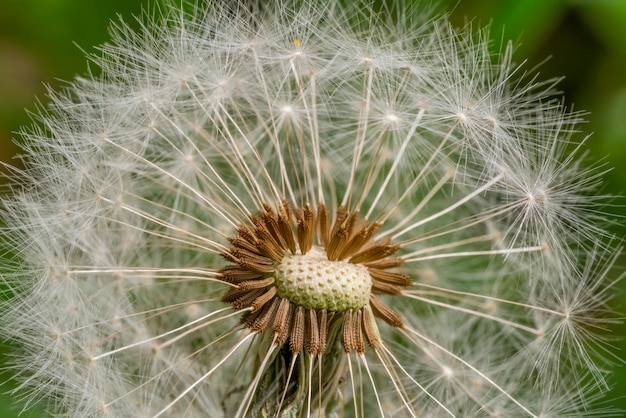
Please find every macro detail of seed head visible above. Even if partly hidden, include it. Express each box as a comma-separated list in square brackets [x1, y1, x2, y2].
[220, 201, 408, 363]
[0, 0, 623, 417]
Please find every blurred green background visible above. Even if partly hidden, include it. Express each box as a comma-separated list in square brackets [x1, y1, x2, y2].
[1, 0, 624, 415]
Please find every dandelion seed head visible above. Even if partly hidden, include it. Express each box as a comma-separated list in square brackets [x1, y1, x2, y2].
[0, 0, 622, 416]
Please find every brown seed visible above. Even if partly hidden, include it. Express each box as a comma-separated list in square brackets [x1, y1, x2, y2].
[232, 287, 266, 310]
[305, 309, 320, 355]
[318, 309, 328, 353]
[228, 236, 260, 254]
[349, 239, 400, 264]
[337, 221, 381, 260]
[297, 205, 316, 255]
[251, 287, 277, 312]
[352, 309, 365, 354]
[370, 295, 404, 327]
[364, 257, 405, 269]
[248, 297, 280, 332]
[362, 304, 380, 350]
[317, 203, 330, 246]
[371, 280, 403, 295]
[368, 268, 412, 287]
[278, 200, 297, 253]
[290, 306, 305, 353]
[237, 277, 275, 291]
[274, 298, 294, 345]
[342, 310, 355, 353]
[219, 265, 264, 284]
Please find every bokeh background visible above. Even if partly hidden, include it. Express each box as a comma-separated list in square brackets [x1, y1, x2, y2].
[1, 0, 624, 415]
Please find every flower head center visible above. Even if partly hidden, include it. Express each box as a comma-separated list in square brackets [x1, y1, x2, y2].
[274, 247, 372, 311]
[219, 201, 411, 355]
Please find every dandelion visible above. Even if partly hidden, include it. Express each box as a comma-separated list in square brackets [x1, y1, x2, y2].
[1, 1, 622, 417]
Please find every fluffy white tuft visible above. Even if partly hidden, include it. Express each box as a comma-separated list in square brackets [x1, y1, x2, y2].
[1, 1, 621, 417]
